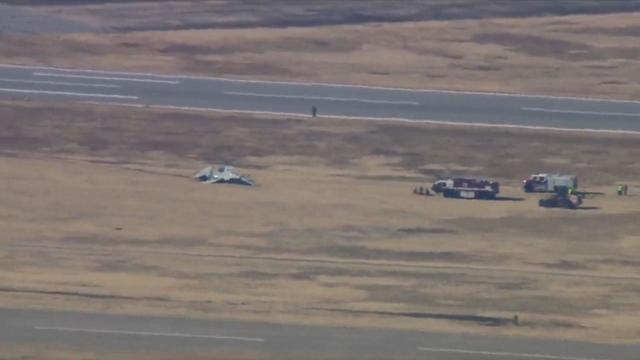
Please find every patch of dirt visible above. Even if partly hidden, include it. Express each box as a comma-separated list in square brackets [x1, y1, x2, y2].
[448, 213, 640, 244]
[472, 33, 598, 61]
[396, 227, 457, 235]
[59, 235, 208, 248]
[179, 58, 301, 78]
[311, 245, 486, 263]
[596, 258, 640, 268]
[534, 260, 595, 271]
[564, 25, 640, 37]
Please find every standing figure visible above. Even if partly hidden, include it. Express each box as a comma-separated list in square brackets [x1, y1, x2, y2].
[311, 105, 318, 118]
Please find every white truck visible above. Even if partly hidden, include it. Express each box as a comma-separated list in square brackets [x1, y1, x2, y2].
[522, 173, 577, 193]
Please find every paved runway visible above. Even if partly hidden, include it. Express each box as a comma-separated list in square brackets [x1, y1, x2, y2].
[3, 308, 639, 359]
[1, 64, 640, 132]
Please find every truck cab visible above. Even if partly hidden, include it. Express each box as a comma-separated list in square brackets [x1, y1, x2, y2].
[523, 173, 577, 193]
[523, 174, 548, 192]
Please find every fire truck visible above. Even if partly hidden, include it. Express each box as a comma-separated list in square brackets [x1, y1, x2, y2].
[523, 173, 577, 193]
[431, 177, 500, 200]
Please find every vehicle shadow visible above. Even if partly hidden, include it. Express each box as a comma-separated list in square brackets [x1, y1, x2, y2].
[491, 196, 525, 202]
[579, 191, 605, 197]
[576, 206, 600, 210]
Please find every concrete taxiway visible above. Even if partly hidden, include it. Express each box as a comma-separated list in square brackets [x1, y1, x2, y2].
[1, 64, 639, 133]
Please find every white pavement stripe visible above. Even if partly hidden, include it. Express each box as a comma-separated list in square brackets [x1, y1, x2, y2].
[81, 101, 146, 108]
[33, 326, 265, 342]
[0, 87, 138, 99]
[522, 107, 640, 117]
[33, 72, 180, 84]
[138, 104, 640, 135]
[0, 78, 121, 88]
[1, 63, 638, 104]
[417, 347, 607, 360]
[224, 91, 420, 105]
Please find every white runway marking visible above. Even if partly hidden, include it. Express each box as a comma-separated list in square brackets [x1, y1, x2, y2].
[33, 72, 180, 84]
[417, 346, 606, 360]
[34, 326, 265, 342]
[0, 87, 138, 99]
[138, 104, 640, 135]
[1, 63, 638, 104]
[0, 78, 121, 88]
[81, 101, 146, 108]
[522, 107, 640, 117]
[224, 91, 420, 105]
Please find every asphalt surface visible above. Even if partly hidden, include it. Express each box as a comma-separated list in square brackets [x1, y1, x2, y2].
[1, 64, 640, 132]
[3, 308, 639, 359]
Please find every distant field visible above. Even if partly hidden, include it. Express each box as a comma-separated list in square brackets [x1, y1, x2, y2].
[3, 1, 640, 30]
[1, 100, 640, 343]
[1, 10, 639, 99]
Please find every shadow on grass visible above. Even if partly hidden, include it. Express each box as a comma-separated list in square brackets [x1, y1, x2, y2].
[439, 196, 524, 201]
[0, 287, 170, 302]
[492, 196, 525, 202]
[313, 308, 514, 326]
[579, 191, 605, 197]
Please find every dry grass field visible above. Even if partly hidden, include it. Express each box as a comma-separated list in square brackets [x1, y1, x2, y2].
[6, 1, 638, 31]
[1, 2, 639, 358]
[1, 100, 640, 345]
[0, 8, 639, 99]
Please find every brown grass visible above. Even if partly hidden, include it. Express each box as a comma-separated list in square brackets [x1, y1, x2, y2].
[1, 100, 640, 344]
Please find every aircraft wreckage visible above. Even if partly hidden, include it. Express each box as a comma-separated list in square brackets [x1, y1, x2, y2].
[194, 165, 255, 186]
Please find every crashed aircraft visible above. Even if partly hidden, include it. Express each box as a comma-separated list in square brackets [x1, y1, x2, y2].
[194, 165, 255, 186]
